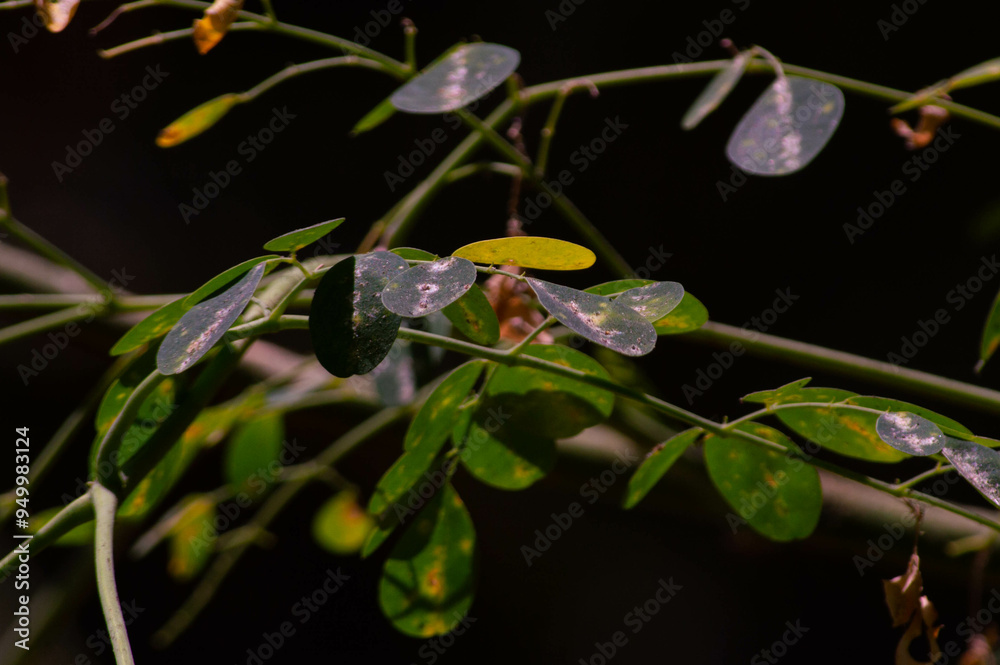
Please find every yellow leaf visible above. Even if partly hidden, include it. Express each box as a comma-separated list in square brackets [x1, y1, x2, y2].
[192, 0, 245, 54]
[34, 0, 80, 33]
[156, 94, 241, 148]
[452, 236, 596, 271]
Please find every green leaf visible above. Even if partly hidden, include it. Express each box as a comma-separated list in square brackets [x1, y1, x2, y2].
[623, 428, 702, 509]
[369, 436, 449, 518]
[310, 252, 409, 378]
[313, 491, 375, 555]
[379, 483, 476, 637]
[29, 507, 95, 546]
[742, 377, 813, 406]
[453, 237, 596, 271]
[184, 256, 279, 307]
[390, 43, 520, 114]
[652, 292, 708, 335]
[584, 279, 654, 296]
[262, 218, 345, 253]
[458, 420, 555, 491]
[681, 52, 750, 130]
[484, 345, 614, 439]
[391, 247, 439, 261]
[978, 287, 1000, 371]
[847, 396, 971, 437]
[405, 361, 487, 451]
[875, 412, 945, 456]
[157, 263, 266, 375]
[95, 349, 159, 437]
[441, 284, 501, 345]
[110, 296, 188, 356]
[157, 93, 241, 147]
[726, 76, 845, 176]
[89, 377, 177, 477]
[168, 498, 216, 581]
[940, 438, 1000, 508]
[362, 520, 397, 559]
[704, 422, 822, 541]
[527, 278, 657, 356]
[381, 257, 478, 317]
[224, 412, 284, 493]
[764, 387, 908, 462]
[948, 57, 1000, 92]
[351, 96, 397, 135]
[615, 282, 684, 321]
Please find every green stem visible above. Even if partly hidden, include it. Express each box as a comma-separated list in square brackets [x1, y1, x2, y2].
[402, 18, 417, 71]
[506, 316, 556, 356]
[535, 81, 598, 177]
[0, 492, 94, 577]
[92, 484, 136, 665]
[259, 0, 276, 22]
[237, 56, 396, 103]
[99, 22, 258, 59]
[0, 306, 106, 346]
[93, 370, 168, 492]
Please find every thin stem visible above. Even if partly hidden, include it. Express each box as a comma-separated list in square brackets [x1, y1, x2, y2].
[894, 464, 953, 491]
[0, 492, 94, 577]
[92, 484, 136, 665]
[89, 0, 159, 34]
[454, 108, 532, 169]
[506, 316, 556, 356]
[93, 370, 168, 492]
[402, 18, 417, 71]
[259, 0, 276, 22]
[0, 294, 105, 310]
[535, 80, 599, 177]
[237, 56, 395, 102]
[444, 161, 522, 184]
[0, 306, 106, 346]
[99, 22, 259, 59]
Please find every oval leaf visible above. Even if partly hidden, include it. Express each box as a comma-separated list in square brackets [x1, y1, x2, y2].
[263, 218, 345, 253]
[652, 292, 708, 335]
[876, 412, 945, 456]
[157, 93, 241, 148]
[379, 483, 476, 637]
[624, 428, 702, 509]
[726, 76, 845, 176]
[941, 439, 1000, 508]
[224, 412, 283, 493]
[405, 360, 487, 452]
[313, 491, 375, 555]
[111, 297, 188, 356]
[382, 257, 478, 317]
[616, 281, 684, 322]
[310, 252, 409, 378]
[704, 422, 822, 541]
[157, 263, 265, 375]
[390, 43, 520, 114]
[527, 278, 657, 356]
[441, 284, 501, 345]
[453, 237, 596, 271]
[184, 256, 278, 307]
[168, 498, 216, 581]
[682, 52, 750, 130]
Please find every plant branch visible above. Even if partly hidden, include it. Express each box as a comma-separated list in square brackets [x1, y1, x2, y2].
[0, 306, 106, 347]
[92, 483, 136, 665]
[0, 492, 94, 578]
[237, 56, 397, 102]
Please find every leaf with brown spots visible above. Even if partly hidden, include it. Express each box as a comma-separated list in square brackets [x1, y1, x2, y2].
[378, 483, 476, 637]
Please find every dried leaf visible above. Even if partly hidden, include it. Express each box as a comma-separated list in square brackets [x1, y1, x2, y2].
[884, 554, 923, 628]
[34, 0, 80, 33]
[192, 0, 245, 54]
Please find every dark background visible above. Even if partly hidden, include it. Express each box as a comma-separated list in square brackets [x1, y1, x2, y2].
[3, 0, 1000, 663]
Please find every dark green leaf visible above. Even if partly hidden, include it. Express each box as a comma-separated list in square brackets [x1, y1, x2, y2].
[224, 412, 284, 493]
[742, 378, 813, 406]
[362, 520, 397, 559]
[369, 435, 450, 519]
[262, 218, 345, 253]
[652, 292, 708, 335]
[704, 422, 822, 541]
[941, 438, 1000, 508]
[623, 428, 701, 509]
[527, 278, 657, 356]
[379, 483, 476, 637]
[876, 412, 945, 456]
[391, 43, 520, 114]
[442, 284, 500, 345]
[184, 256, 278, 307]
[584, 279, 654, 296]
[313, 491, 375, 555]
[849, 396, 971, 437]
[381, 257, 478, 317]
[391, 247, 439, 261]
[616, 281, 684, 321]
[459, 419, 556, 491]
[682, 52, 750, 130]
[405, 360, 487, 451]
[158, 263, 266, 375]
[310, 252, 409, 378]
[110, 296, 188, 356]
[726, 76, 845, 176]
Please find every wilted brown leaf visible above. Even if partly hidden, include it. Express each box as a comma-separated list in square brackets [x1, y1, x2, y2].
[885, 553, 943, 665]
[34, 0, 80, 33]
[885, 553, 924, 627]
[891, 105, 950, 150]
[192, 0, 245, 54]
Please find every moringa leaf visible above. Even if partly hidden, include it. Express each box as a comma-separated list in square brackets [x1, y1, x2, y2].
[453, 236, 596, 271]
[391, 43, 520, 113]
[624, 428, 702, 509]
[310, 252, 409, 378]
[405, 360, 487, 452]
[110, 297, 188, 356]
[726, 76, 845, 176]
[381, 257, 478, 318]
[157, 263, 265, 375]
[263, 218, 345, 253]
